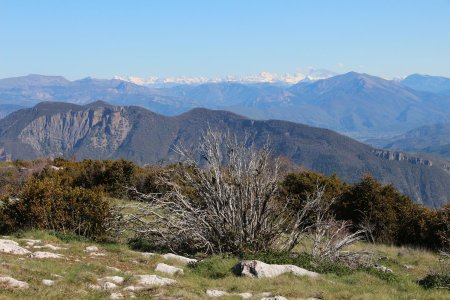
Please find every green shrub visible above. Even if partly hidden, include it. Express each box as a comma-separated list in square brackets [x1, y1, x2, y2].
[417, 274, 450, 289]
[0, 177, 110, 238]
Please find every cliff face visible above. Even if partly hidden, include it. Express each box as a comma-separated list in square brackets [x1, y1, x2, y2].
[18, 106, 131, 158]
[372, 149, 433, 166]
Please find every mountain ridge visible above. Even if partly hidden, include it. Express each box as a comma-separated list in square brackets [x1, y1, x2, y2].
[0, 101, 449, 207]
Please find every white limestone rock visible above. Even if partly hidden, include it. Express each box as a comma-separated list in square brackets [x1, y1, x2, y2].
[42, 279, 55, 286]
[0, 239, 31, 255]
[239, 292, 253, 299]
[0, 276, 29, 290]
[155, 263, 184, 275]
[102, 282, 118, 290]
[30, 251, 64, 259]
[162, 253, 197, 264]
[135, 274, 176, 287]
[234, 260, 319, 278]
[206, 289, 229, 297]
[85, 245, 99, 252]
[100, 276, 124, 284]
[110, 292, 124, 299]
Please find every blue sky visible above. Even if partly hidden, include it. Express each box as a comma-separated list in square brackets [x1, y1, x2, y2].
[1, 0, 449, 79]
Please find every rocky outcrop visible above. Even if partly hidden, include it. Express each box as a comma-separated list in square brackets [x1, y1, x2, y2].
[233, 260, 319, 278]
[372, 149, 433, 166]
[0, 276, 29, 290]
[18, 106, 131, 157]
[0, 239, 31, 255]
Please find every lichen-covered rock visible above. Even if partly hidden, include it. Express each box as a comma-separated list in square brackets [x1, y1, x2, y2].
[234, 260, 319, 278]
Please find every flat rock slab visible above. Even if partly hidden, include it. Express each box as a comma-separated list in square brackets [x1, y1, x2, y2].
[135, 274, 176, 287]
[234, 260, 319, 278]
[206, 289, 229, 297]
[0, 276, 29, 290]
[155, 263, 184, 275]
[162, 253, 197, 264]
[30, 251, 64, 259]
[99, 276, 125, 284]
[206, 289, 253, 298]
[0, 239, 31, 255]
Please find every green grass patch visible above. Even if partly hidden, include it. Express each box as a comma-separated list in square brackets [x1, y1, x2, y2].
[187, 255, 239, 279]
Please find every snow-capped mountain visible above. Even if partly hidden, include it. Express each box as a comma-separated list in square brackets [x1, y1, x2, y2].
[114, 69, 337, 86]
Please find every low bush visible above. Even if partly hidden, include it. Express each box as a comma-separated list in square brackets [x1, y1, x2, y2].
[0, 177, 110, 239]
[417, 274, 450, 289]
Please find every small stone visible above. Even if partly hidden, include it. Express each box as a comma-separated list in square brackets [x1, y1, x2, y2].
[110, 292, 124, 299]
[206, 289, 229, 297]
[42, 244, 65, 251]
[106, 266, 121, 272]
[261, 296, 287, 300]
[42, 279, 55, 286]
[261, 292, 272, 297]
[51, 274, 63, 278]
[102, 282, 118, 290]
[90, 252, 106, 257]
[374, 265, 393, 273]
[141, 252, 155, 257]
[135, 274, 176, 287]
[0, 276, 29, 290]
[88, 284, 101, 290]
[155, 263, 184, 275]
[239, 292, 253, 299]
[85, 246, 99, 252]
[123, 286, 144, 292]
[100, 276, 124, 284]
[162, 253, 197, 264]
[30, 251, 64, 259]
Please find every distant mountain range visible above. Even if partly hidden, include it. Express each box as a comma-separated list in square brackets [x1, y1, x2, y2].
[0, 101, 449, 207]
[2, 72, 450, 141]
[401, 74, 450, 95]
